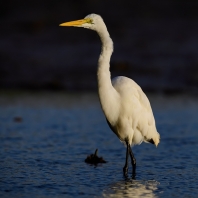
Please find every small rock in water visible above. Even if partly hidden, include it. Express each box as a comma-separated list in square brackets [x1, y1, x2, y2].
[13, 116, 23, 123]
[85, 149, 107, 164]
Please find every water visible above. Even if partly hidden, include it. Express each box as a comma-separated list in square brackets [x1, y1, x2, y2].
[0, 92, 198, 197]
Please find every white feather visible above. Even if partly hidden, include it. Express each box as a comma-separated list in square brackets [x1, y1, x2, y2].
[82, 14, 160, 147]
[60, 13, 160, 149]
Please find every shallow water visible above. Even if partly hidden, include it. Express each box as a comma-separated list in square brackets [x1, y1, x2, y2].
[0, 92, 198, 198]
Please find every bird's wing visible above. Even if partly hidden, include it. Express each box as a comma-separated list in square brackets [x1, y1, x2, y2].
[136, 88, 160, 145]
[112, 76, 152, 111]
[112, 76, 159, 145]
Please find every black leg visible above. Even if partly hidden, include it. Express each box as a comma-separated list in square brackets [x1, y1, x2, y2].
[123, 142, 129, 177]
[129, 146, 136, 179]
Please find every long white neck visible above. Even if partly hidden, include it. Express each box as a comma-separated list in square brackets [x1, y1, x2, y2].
[96, 24, 120, 124]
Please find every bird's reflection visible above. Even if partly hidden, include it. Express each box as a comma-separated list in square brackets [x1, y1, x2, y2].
[103, 178, 159, 198]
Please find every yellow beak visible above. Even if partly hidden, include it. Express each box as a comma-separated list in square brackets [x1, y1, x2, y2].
[59, 18, 91, 27]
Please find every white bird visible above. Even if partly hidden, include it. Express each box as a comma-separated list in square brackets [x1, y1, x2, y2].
[60, 14, 160, 178]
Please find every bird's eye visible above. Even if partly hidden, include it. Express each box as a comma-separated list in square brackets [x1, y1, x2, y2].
[87, 18, 94, 24]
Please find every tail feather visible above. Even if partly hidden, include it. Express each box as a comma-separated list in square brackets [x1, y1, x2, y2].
[153, 132, 160, 147]
[145, 132, 160, 147]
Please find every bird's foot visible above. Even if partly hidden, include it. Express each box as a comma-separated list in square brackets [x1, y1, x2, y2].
[131, 161, 136, 179]
[123, 166, 128, 177]
[132, 172, 136, 180]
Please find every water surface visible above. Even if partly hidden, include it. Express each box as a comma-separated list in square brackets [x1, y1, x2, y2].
[0, 92, 198, 197]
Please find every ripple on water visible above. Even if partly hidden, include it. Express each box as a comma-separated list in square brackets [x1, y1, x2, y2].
[0, 93, 198, 197]
[102, 179, 160, 198]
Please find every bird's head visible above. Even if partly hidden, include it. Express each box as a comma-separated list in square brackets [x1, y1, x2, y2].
[59, 14, 104, 32]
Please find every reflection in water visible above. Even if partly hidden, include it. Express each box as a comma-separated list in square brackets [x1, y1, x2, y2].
[1, 93, 198, 197]
[103, 179, 159, 198]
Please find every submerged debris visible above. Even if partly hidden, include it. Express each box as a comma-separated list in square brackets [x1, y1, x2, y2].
[13, 116, 23, 123]
[85, 149, 107, 164]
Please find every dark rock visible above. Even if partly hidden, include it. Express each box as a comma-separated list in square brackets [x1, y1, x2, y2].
[85, 149, 107, 165]
[13, 116, 23, 123]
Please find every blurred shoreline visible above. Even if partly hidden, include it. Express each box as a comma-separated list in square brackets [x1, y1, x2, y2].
[1, 1, 198, 93]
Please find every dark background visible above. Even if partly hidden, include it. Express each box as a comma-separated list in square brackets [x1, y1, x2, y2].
[1, 0, 198, 94]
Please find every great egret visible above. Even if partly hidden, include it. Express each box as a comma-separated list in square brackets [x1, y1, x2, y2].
[60, 14, 160, 178]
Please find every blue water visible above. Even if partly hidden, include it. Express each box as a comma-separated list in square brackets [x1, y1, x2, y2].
[0, 92, 198, 197]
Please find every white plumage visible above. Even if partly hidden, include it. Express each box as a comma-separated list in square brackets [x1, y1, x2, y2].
[60, 14, 160, 177]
